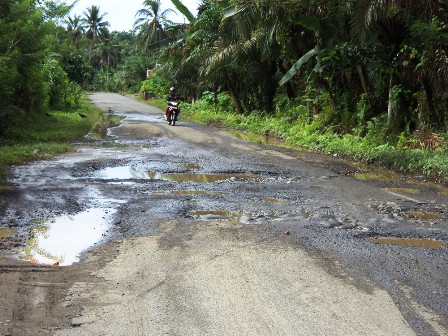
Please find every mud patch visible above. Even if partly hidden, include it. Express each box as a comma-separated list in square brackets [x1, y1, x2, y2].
[19, 208, 116, 266]
[369, 237, 445, 249]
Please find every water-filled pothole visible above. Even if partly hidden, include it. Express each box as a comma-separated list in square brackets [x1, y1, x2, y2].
[95, 166, 263, 182]
[182, 163, 202, 170]
[86, 114, 123, 140]
[384, 188, 420, 194]
[188, 210, 249, 221]
[261, 197, 288, 203]
[0, 228, 16, 239]
[369, 237, 445, 249]
[151, 190, 229, 196]
[19, 208, 115, 266]
[406, 211, 443, 221]
[96, 166, 148, 179]
[147, 172, 262, 182]
[350, 171, 399, 182]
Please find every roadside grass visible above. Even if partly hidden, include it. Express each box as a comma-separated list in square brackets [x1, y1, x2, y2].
[0, 97, 102, 185]
[181, 102, 448, 184]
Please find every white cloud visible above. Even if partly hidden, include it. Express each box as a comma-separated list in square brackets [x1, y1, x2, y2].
[68, 0, 199, 32]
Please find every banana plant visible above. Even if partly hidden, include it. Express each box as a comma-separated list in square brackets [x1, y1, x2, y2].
[279, 16, 334, 86]
[170, 0, 195, 22]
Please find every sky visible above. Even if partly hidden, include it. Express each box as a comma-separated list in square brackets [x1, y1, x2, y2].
[68, 0, 199, 32]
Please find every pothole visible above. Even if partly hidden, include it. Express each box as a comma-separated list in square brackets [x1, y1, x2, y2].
[95, 166, 264, 182]
[19, 208, 116, 266]
[384, 188, 420, 194]
[406, 211, 443, 221]
[182, 163, 202, 170]
[146, 172, 263, 183]
[188, 210, 250, 222]
[0, 228, 16, 239]
[151, 190, 229, 196]
[350, 171, 399, 182]
[261, 197, 288, 203]
[369, 237, 445, 249]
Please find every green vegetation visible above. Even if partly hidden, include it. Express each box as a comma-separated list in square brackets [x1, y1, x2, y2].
[177, 96, 448, 183]
[1, 0, 447, 184]
[0, 99, 101, 183]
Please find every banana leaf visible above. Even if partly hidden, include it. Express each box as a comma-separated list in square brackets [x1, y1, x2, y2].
[170, 0, 195, 22]
[279, 48, 317, 86]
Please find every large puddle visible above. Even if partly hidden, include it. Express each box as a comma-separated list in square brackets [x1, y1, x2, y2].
[19, 208, 116, 266]
[95, 166, 263, 182]
[369, 237, 445, 249]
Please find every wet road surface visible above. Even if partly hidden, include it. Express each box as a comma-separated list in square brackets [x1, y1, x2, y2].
[0, 93, 447, 335]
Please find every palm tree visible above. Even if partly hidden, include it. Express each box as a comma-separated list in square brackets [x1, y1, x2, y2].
[65, 14, 85, 44]
[83, 5, 110, 63]
[133, 0, 174, 53]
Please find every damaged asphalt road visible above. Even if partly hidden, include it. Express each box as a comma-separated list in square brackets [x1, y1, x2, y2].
[0, 92, 447, 335]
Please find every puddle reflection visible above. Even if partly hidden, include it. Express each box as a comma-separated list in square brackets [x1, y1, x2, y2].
[95, 166, 262, 183]
[147, 172, 262, 182]
[19, 208, 115, 266]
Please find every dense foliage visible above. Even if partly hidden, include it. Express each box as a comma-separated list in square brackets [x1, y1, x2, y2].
[1, 0, 447, 179]
[149, 0, 448, 144]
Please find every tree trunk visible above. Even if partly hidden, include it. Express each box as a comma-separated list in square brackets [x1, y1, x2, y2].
[356, 64, 369, 102]
[223, 71, 244, 115]
[387, 72, 394, 127]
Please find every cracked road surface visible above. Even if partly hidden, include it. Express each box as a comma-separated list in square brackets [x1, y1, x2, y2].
[0, 93, 447, 335]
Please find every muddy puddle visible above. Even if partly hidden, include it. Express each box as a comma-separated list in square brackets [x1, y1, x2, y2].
[369, 237, 445, 249]
[350, 171, 400, 182]
[0, 228, 16, 239]
[86, 113, 123, 140]
[95, 166, 263, 182]
[151, 190, 228, 196]
[384, 187, 420, 194]
[182, 163, 202, 170]
[188, 210, 251, 222]
[261, 197, 288, 203]
[406, 211, 443, 221]
[19, 208, 116, 266]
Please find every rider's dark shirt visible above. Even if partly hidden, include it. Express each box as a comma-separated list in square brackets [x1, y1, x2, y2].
[166, 94, 177, 102]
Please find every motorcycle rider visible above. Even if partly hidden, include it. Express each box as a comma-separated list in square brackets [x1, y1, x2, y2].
[166, 87, 179, 125]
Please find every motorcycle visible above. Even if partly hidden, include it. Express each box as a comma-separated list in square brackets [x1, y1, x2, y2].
[166, 101, 179, 126]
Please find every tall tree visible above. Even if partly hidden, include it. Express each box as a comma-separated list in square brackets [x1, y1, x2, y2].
[134, 0, 174, 53]
[65, 14, 85, 44]
[83, 5, 109, 63]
